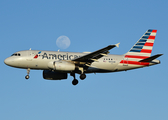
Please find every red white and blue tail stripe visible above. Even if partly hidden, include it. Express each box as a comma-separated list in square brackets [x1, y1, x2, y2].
[120, 29, 157, 66]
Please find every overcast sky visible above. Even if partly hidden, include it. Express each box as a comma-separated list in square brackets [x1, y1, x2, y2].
[1, 0, 167, 120]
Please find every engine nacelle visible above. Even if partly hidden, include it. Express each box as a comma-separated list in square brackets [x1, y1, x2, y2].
[43, 70, 67, 80]
[48, 61, 75, 71]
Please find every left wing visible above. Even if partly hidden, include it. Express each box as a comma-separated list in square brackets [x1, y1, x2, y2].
[72, 43, 120, 65]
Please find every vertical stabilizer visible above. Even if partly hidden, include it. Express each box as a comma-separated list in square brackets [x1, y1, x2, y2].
[120, 29, 157, 66]
[125, 29, 157, 59]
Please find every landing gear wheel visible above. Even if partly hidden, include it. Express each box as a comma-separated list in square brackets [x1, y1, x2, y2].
[80, 74, 86, 80]
[25, 75, 30, 79]
[72, 79, 78, 85]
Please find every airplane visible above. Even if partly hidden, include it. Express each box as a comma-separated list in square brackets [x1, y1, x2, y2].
[4, 29, 163, 85]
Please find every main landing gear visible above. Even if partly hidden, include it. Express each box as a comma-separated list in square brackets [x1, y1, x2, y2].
[25, 68, 30, 79]
[80, 74, 86, 80]
[70, 73, 87, 85]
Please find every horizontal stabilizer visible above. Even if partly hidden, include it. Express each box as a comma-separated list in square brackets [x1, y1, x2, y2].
[139, 54, 163, 62]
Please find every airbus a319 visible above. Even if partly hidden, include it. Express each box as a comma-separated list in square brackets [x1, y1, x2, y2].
[4, 29, 163, 85]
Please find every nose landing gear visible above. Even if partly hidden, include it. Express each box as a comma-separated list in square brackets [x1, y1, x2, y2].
[25, 75, 29, 79]
[25, 68, 30, 79]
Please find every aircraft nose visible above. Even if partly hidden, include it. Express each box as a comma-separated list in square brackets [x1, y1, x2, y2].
[4, 57, 13, 66]
[4, 58, 9, 65]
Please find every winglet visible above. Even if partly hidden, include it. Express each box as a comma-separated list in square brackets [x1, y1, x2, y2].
[115, 43, 120, 48]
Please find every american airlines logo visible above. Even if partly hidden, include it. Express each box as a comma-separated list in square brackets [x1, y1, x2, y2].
[34, 51, 41, 58]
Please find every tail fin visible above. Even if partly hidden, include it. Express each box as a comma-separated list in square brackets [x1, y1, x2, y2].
[125, 29, 157, 59]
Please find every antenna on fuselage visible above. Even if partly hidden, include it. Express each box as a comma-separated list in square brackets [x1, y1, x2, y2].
[29, 48, 31, 50]
[58, 49, 60, 52]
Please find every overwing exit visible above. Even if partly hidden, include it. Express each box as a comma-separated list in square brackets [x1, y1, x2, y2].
[4, 29, 163, 85]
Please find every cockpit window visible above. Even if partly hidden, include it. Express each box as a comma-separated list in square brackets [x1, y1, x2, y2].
[11, 53, 21, 56]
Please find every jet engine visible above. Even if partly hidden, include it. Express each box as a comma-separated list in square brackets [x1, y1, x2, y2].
[48, 61, 75, 71]
[43, 70, 67, 80]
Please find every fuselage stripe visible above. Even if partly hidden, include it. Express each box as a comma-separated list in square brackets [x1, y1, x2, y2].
[124, 55, 149, 59]
[120, 60, 149, 66]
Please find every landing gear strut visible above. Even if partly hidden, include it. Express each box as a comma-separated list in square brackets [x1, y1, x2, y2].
[70, 67, 87, 85]
[25, 68, 30, 79]
[70, 73, 78, 86]
[79, 67, 86, 80]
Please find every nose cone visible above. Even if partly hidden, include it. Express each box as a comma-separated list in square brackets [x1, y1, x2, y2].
[4, 57, 14, 66]
[4, 58, 9, 65]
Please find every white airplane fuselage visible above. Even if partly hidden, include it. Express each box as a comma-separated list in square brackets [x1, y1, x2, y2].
[4, 50, 159, 73]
